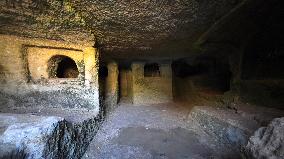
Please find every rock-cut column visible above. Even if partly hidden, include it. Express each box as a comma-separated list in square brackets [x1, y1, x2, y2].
[84, 47, 99, 87]
[105, 61, 119, 112]
[83, 47, 100, 110]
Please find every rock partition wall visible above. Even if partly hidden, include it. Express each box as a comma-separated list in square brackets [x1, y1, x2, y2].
[27, 47, 84, 82]
[0, 35, 92, 84]
[0, 35, 99, 110]
[132, 62, 172, 105]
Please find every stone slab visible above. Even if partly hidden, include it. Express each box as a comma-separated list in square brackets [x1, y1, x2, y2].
[0, 113, 63, 159]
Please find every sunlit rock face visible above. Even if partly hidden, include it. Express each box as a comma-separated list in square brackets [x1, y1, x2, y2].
[0, 114, 63, 159]
[0, 35, 102, 159]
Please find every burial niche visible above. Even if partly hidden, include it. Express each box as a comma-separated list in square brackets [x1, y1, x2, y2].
[48, 55, 79, 78]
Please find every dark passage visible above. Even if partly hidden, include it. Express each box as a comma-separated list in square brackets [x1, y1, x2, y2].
[56, 57, 79, 78]
[48, 55, 79, 78]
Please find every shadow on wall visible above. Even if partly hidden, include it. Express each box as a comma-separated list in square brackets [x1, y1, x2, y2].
[98, 65, 108, 110]
[242, 33, 284, 80]
[171, 56, 233, 105]
[172, 57, 232, 101]
[144, 63, 161, 77]
[240, 26, 284, 108]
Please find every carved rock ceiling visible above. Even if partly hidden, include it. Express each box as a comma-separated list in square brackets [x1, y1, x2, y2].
[0, 0, 241, 55]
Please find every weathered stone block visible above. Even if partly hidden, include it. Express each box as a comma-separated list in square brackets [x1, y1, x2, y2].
[244, 117, 284, 159]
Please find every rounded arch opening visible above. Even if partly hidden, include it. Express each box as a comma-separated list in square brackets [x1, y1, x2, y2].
[48, 55, 79, 78]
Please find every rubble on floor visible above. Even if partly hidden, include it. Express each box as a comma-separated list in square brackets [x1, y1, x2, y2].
[0, 108, 103, 159]
[244, 117, 284, 159]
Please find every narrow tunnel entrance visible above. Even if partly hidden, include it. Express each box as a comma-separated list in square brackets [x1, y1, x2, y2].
[98, 64, 108, 115]
[242, 34, 284, 80]
[144, 63, 161, 77]
[99, 65, 108, 101]
[48, 55, 79, 78]
[239, 22, 284, 107]
[172, 57, 232, 102]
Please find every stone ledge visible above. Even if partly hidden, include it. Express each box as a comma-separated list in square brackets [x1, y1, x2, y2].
[0, 111, 103, 159]
[189, 105, 284, 149]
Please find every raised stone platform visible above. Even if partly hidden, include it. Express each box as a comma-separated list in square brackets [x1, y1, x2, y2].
[245, 117, 284, 159]
[0, 107, 98, 123]
[0, 108, 103, 159]
[1, 103, 283, 159]
[189, 104, 284, 150]
[0, 114, 63, 159]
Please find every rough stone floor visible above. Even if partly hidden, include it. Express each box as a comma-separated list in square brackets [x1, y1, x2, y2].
[83, 103, 239, 159]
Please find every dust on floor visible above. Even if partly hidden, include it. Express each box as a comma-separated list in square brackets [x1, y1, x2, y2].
[83, 103, 240, 159]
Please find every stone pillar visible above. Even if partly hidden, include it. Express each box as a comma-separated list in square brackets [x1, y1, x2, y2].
[131, 62, 173, 105]
[83, 47, 100, 110]
[83, 47, 99, 87]
[105, 61, 119, 112]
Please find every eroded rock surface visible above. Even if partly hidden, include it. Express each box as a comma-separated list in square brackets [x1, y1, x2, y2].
[0, 114, 63, 159]
[245, 117, 284, 159]
[0, 85, 99, 110]
[0, 0, 242, 52]
[0, 112, 103, 159]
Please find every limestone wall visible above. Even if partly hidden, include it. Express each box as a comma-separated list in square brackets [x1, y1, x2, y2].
[173, 75, 227, 103]
[0, 36, 27, 84]
[0, 34, 100, 110]
[132, 62, 172, 105]
[239, 80, 284, 109]
[27, 47, 84, 81]
[228, 37, 284, 109]
[0, 35, 94, 83]
[172, 57, 232, 104]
